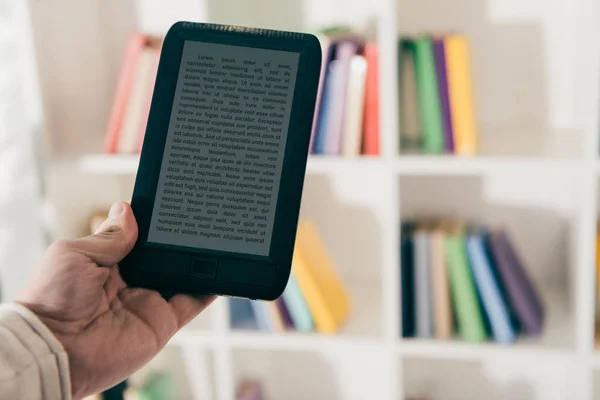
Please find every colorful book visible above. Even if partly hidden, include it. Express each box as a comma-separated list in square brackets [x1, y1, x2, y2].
[430, 225, 452, 339]
[249, 301, 273, 332]
[276, 297, 294, 330]
[104, 33, 146, 153]
[413, 36, 444, 154]
[313, 59, 339, 154]
[362, 42, 380, 155]
[293, 219, 351, 334]
[137, 45, 161, 153]
[264, 301, 285, 332]
[433, 38, 454, 152]
[323, 40, 360, 155]
[399, 39, 421, 153]
[229, 298, 259, 330]
[444, 34, 478, 156]
[116, 47, 155, 153]
[236, 380, 264, 400]
[282, 273, 314, 332]
[309, 34, 332, 153]
[414, 227, 433, 338]
[444, 229, 486, 342]
[466, 232, 516, 343]
[401, 222, 416, 338]
[488, 230, 544, 335]
[342, 55, 368, 156]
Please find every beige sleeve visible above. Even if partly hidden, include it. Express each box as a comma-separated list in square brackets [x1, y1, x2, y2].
[0, 303, 71, 400]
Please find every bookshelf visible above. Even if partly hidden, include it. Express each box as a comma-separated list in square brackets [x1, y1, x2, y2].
[25, 0, 600, 399]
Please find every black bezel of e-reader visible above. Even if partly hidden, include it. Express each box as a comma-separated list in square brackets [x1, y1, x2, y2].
[119, 22, 322, 301]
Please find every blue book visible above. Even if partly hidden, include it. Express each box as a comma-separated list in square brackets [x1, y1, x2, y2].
[313, 60, 340, 154]
[249, 301, 273, 332]
[282, 274, 314, 332]
[466, 232, 516, 343]
[229, 298, 259, 331]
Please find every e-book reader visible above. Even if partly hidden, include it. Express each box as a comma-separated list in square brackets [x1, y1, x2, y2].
[119, 22, 321, 300]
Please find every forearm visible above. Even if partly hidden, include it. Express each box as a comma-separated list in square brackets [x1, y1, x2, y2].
[0, 303, 71, 400]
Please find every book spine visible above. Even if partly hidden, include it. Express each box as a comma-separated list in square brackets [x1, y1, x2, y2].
[444, 35, 477, 156]
[414, 37, 444, 154]
[104, 33, 146, 153]
[433, 38, 454, 153]
[414, 231, 433, 338]
[362, 42, 380, 155]
[137, 46, 161, 153]
[342, 55, 368, 156]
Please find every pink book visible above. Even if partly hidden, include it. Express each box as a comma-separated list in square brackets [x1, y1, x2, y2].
[137, 46, 161, 153]
[104, 33, 146, 153]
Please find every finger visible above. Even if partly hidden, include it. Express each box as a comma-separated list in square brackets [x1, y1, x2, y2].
[74, 201, 139, 266]
[168, 294, 216, 328]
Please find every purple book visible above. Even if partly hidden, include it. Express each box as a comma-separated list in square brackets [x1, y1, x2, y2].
[310, 36, 332, 154]
[488, 230, 545, 335]
[276, 297, 295, 330]
[433, 38, 454, 153]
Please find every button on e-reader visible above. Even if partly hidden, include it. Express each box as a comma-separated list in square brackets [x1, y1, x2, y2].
[190, 258, 216, 277]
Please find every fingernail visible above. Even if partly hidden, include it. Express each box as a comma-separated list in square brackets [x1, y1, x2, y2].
[108, 201, 125, 220]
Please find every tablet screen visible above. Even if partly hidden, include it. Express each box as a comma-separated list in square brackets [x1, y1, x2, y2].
[147, 41, 299, 256]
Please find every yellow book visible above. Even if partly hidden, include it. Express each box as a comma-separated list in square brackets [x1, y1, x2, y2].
[445, 35, 477, 156]
[293, 220, 351, 334]
[596, 224, 600, 315]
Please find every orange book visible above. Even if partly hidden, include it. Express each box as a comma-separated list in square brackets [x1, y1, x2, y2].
[137, 46, 161, 153]
[104, 33, 147, 153]
[362, 42, 379, 155]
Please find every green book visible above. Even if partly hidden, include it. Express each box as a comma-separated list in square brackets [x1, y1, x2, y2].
[413, 36, 444, 154]
[444, 233, 487, 342]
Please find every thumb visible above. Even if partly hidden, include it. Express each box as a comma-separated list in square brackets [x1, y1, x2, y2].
[75, 201, 139, 266]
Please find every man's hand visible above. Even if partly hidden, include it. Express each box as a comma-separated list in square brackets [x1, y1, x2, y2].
[15, 201, 215, 399]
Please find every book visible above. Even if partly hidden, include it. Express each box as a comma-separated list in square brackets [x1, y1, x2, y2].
[313, 59, 339, 154]
[413, 36, 444, 154]
[104, 33, 147, 153]
[116, 47, 155, 153]
[276, 297, 295, 329]
[414, 227, 434, 338]
[433, 38, 454, 152]
[444, 34, 478, 156]
[323, 40, 360, 155]
[444, 228, 487, 342]
[401, 222, 416, 337]
[293, 219, 351, 334]
[249, 301, 273, 332]
[236, 380, 264, 400]
[362, 41, 380, 155]
[137, 46, 161, 153]
[310, 34, 332, 153]
[399, 39, 421, 153]
[230, 298, 259, 330]
[430, 225, 452, 339]
[466, 232, 516, 343]
[264, 301, 286, 332]
[488, 229, 544, 335]
[342, 55, 368, 156]
[282, 273, 315, 332]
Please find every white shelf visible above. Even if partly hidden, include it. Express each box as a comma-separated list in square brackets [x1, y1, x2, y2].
[51, 153, 589, 177]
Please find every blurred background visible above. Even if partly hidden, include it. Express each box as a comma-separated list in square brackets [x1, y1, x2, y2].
[2, 0, 600, 399]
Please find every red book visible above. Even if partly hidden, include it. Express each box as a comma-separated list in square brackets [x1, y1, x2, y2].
[104, 33, 147, 153]
[137, 46, 161, 153]
[362, 42, 379, 155]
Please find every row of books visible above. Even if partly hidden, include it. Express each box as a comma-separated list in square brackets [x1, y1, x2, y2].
[104, 33, 161, 154]
[401, 221, 544, 343]
[230, 219, 351, 334]
[399, 34, 478, 156]
[310, 28, 380, 156]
